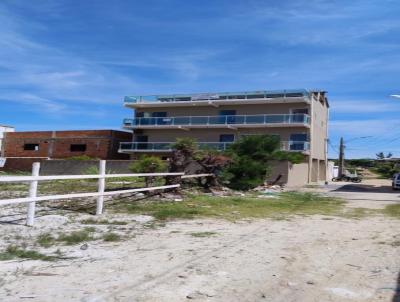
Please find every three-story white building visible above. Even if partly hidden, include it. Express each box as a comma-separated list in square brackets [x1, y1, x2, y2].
[119, 89, 329, 186]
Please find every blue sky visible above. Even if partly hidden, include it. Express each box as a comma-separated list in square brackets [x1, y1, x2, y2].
[1, 0, 400, 158]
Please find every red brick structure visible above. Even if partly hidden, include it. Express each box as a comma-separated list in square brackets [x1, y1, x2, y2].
[3, 130, 132, 160]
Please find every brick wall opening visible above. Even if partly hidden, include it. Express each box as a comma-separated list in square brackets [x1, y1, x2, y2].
[24, 143, 39, 151]
[70, 144, 87, 152]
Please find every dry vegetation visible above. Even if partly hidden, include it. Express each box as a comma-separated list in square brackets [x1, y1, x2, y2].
[0, 188, 398, 263]
[0, 179, 399, 301]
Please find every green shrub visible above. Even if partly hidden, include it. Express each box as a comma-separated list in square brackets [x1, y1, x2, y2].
[129, 155, 167, 187]
[0, 245, 58, 261]
[171, 138, 197, 153]
[37, 233, 56, 247]
[57, 229, 94, 245]
[273, 150, 305, 164]
[220, 135, 278, 190]
[222, 156, 270, 190]
[84, 165, 100, 175]
[228, 135, 280, 160]
[373, 162, 400, 178]
[102, 232, 121, 242]
[222, 135, 305, 190]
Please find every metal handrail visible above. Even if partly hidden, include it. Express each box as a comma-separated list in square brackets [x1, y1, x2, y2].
[123, 114, 310, 127]
[124, 89, 310, 103]
[119, 141, 310, 152]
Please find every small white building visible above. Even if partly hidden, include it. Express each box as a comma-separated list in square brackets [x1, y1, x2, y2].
[0, 125, 15, 156]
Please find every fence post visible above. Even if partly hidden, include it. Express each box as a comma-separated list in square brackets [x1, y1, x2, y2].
[26, 162, 40, 226]
[96, 160, 106, 215]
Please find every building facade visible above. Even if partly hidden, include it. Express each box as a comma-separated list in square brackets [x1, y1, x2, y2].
[119, 89, 329, 185]
[0, 125, 15, 156]
[3, 130, 132, 160]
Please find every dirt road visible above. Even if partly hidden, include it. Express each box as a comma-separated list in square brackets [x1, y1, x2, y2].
[0, 181, 399, 302]
[314, 178, 400, 209]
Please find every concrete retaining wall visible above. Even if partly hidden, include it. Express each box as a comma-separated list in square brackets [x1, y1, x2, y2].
[39, 160, 136, 175]
[0, 158, 47, 172]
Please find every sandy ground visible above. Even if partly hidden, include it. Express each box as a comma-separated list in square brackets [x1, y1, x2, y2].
[0, 181, 399, 302]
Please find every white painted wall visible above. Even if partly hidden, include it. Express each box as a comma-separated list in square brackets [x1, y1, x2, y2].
[327, 161, 338, 180]
[0, 125, 15, 155]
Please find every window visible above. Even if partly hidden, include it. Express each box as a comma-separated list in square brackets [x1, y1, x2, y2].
[151, 112, 167, 125]
[290, 142, 306, 151]
[240, 134, 280, 139]
[24, 143, 39, 151]
[247, 94, 265, 99]
[135, 135, 148, 150]
[219, 134, 235, 142]
[158, 97, 175, 102]
[219, 110, 237, 124]
[266, 93, 284, 98]
[227, 94, 245, 99]
[219, 110, 236, 116]
[137, 112, 167, 125]
[135, 135, 148, 143]
[290, 133, 308, 141]
[291, 109, 309, 123]
[151, 112, 167, 117]
[292, 108, 309, 115]
[286, 92, 304, 98]
[289, 134, 307, 151]
[70, 144, 87, 152]
[174, 97, 191, 102]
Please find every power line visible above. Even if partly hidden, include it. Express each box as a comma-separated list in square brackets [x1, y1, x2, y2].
[328, 140, 339, 154]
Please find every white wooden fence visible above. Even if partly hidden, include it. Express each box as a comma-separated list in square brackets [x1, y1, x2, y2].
[0, 160, 211, 226]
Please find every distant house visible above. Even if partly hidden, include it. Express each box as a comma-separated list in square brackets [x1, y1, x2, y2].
[3, 130, 132, 160]
[0, 125, 15, 156]
[1, 129, 133, 171]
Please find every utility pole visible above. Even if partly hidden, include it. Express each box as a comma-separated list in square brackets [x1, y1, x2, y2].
[338, 137, 345, 177]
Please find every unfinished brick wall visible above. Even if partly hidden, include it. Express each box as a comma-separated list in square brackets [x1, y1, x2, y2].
[3, 130, 132, 160]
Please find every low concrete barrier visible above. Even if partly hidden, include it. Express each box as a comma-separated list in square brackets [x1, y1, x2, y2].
[39, 160, 140, 175]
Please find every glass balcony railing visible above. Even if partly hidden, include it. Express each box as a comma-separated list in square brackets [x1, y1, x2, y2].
[123, 114, 310, 127]
[124, 89, 310, 104]
[119, 141, 310, 152]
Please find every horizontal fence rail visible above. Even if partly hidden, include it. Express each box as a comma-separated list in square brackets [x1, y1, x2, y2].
[0, 173, 185, 182]
[0, 185, 181, 207]
[0, 161, 211, 226]
[181, 174, 213, 179]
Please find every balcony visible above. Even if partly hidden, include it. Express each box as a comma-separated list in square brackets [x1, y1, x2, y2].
[124, 89, 311, 108]
[118, 141, 310, 153]
[123, 114, 310, 129]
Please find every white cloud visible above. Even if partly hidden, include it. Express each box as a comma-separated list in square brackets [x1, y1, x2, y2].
[232, 0, 400, 47]
[17, 94, 67, 112]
